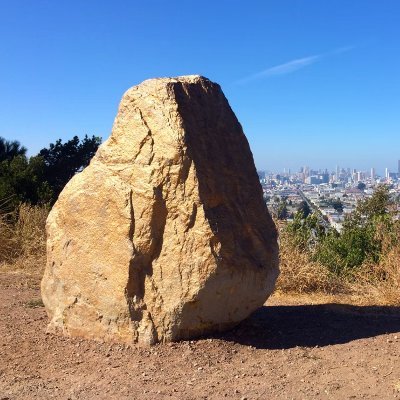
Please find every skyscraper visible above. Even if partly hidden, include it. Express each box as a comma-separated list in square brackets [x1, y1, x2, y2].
[398, 159, 400, 174]
[371, 167, 375, 181]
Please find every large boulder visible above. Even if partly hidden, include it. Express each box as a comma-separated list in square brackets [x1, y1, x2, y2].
[41, 75, 279, 345]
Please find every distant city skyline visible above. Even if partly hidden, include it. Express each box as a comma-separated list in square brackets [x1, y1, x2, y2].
[257, 160, 400, 178]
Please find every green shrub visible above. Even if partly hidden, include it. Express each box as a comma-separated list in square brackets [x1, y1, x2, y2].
[284, 185, 398, 275]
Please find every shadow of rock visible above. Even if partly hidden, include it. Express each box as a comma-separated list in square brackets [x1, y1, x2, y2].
[217, 304, 400, 349]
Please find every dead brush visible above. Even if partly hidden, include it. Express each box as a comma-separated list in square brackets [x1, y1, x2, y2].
[0, 196, 20, 263]
[0, 210, 19, 263]
[350, 223, 400, 306]
[0, 203, 48, 272]
[276, 229, 346, 294]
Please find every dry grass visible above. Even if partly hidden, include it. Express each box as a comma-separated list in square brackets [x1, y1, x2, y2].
[276, 230, 347, 295]
[276, 221, 400, 306]
[342, 221, 400, 306]
[349, 246, 400, 306]
[1, 204, 399, 306]
[0, 203, 48, 273]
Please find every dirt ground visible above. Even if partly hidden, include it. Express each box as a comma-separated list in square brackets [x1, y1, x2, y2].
[1, 271, 400, 400]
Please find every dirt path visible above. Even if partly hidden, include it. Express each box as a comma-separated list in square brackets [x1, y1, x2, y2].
[1, 272, 400, 400]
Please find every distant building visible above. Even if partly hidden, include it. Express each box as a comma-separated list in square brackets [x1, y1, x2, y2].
[305, 176, 321, 185]
[320, 173, 329, 184]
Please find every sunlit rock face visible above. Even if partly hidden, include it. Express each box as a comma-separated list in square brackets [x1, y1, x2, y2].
[41, 75, 279, 345]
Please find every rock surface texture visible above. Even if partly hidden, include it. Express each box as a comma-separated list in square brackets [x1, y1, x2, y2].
[41, 75, 279, 345]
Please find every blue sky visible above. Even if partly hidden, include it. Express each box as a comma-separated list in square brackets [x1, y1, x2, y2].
[0, 1, 399, 175]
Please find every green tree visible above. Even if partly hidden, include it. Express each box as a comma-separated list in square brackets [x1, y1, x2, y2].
[357, 182, 366, 191]
[330, 198, 343, 213]
[0, 137, 27, 162]
[277, 202, 288, 220]
[0, 135, 101, 208]
[297, 200, 311, 218]
[284, 212, 325, 251]
[314, 185, 396, 273]
[284, 186, 398, 275]
[356, 185, 391, 218]
[314, 225, 377, 273]
[0, 155, 50, 209]
[39, 135, 101, 202]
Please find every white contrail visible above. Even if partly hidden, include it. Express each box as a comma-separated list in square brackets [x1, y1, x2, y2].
[235, 46, 354, 85]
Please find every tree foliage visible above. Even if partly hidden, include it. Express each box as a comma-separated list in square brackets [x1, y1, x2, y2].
[297, 200, 311, 218]
[314, 187, 395, 273]
[0, 137, 27, 162]
[38, 135, 101, 201]
[284, 212, 325, 251]
[357, 181, 366, 191]
[0, 155, 51, 209]
[285, 186, 398, 275]
[0, 135, 101, 208]
[329, 198, 344, 213]
[277, 202, 288, 220]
